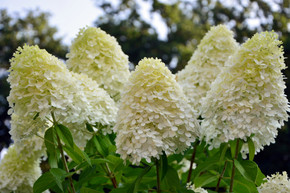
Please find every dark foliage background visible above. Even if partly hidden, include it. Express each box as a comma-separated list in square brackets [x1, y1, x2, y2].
[0, 0, 289, 175]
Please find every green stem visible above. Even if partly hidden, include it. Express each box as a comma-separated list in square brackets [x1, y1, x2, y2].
[51, 112, 76, 193]
[104, 163, 118, 188]
[216, 160, 228, 192]
[56, 132, 76, 193]
[187, 142, 198, 183]
[230, 139, 240, 192]
[155, 158, 161, 193]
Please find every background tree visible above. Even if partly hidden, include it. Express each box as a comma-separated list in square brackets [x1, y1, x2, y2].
[94, 0, 290, 175]
[0, 9, 68, 152]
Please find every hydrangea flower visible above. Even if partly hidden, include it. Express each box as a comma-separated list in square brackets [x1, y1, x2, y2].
[114, 58, 199, 165]
[258, 171, 290, 193]
[0, 145, 46, 193]
[66, 26, 130, 101]
[201, 31, 289, 154]
[8, 45, 117, 144]
[177, 25, 239, 114]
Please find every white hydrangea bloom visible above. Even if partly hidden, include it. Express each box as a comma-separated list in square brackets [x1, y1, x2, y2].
[186, 182, 208, 193]
[177, 25, 239, 114]
[8, 45, 117, 143]
[71, 72, 117, 126]
[66, 26, 130, 101]
[8, 45, 82, 128]
[114, 58, 200, 165]
[201, 31, 289, 154]
[0, 145, 43, 193]
[258, 171, 290, 193]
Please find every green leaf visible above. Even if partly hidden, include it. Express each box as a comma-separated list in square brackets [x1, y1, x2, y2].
[239, 160, 266, 186]
[86, 123, 94, 132]
[194, 173, 218, 188]
[75, 158, 112, 171]
[94, 135, 109, 157]
[44, 126, 59, 168]
[74, 144, 92, 166]
[247, 138, 255, 161]
[127, 165, 153, 193]
[163, 166, 181, 190]
[44, 127, 56, 153]
[219, 143, 228, 162]
[110, 188, 129, 193]
[106, 155, 124, 172]
[192, 153, 220, 180]
[63, 145, 83, 164]
[80, 187, 103, 193]
[50, 168, 67, 191]
[160, 152, 168, 180]
[55, 124, 74, 148]
[76, 165, 97, 189]
[233, 175, 258, 193]
[229, 139, 243, 159]
[92, 135, 106, 156]
[234, 159, 252, 182]
[33, 172, 56, 193]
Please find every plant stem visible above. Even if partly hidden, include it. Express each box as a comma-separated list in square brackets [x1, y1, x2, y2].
[51, 112, 76, 193]
[104, 163, 118, 188]
[187, 142, 198, 183]
[56, 132, 76, 193]
[216, 160, 228, 192]
[230, 139, 240, 192]
[155, 158, 161, 193]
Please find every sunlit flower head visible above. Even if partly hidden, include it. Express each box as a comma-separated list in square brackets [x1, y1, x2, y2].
[8, 45, 117, 142]
[114, 58, 199, 165]
[201, 31, 289, 154]
[66, 26, 130, 101]
[0, 145, 43, 193]
[258, 171, 290, 193]
[177, 25, 239, 114]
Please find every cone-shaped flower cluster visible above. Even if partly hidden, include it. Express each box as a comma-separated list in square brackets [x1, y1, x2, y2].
[66, 27, 130, 101]
[7, 45, 117, 145]
[177, 25, 239, 114]
[258, 172, 290, 193]
[114, 58, 199, 165]
[201, 32, 289, 154]
[0, 144, 47, 193]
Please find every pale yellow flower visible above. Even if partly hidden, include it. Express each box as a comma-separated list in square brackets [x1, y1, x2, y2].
[201, 31, 289, 154]
[177, 25, 238, 114]
[114, 58, 199, 165]
[8, 45, 117, 145]
[0, 145, 42, 193]
[66, 27, 130, 101]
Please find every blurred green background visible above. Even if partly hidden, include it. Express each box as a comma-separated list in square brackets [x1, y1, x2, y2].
[0, 0, 289, 175]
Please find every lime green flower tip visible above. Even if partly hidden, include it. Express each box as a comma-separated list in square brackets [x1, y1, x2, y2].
[0, 145, 43, 193]
[114, 58, 199, 165]
[66, 26, 130, 101]
[177, 25, 239, 115]
[201, 31, 289, 155]
[8, 45, 117, 146]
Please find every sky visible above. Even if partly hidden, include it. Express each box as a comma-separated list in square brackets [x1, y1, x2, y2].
[0, 0, 168, 45]
[0, 0, 104, 45]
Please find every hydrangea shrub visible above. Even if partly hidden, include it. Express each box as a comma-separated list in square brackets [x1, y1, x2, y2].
[0, 26, 289, 193]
